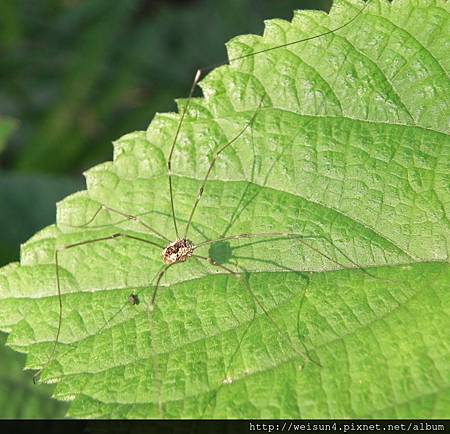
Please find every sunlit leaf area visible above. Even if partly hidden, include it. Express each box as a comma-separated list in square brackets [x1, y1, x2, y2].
[0, 0, 448, 419]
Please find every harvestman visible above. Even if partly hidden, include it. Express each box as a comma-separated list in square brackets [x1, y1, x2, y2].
[34, 0, 373, 401]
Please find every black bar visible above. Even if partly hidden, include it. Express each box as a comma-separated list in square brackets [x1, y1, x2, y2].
[1, 419, 449, 434]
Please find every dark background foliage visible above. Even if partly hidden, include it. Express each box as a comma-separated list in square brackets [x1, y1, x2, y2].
[0, 0, 330, 418]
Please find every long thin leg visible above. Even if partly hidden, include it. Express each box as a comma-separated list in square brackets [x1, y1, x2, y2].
[149, 263, 175, 309]
[169, 2, 371, 241]
[198, 1, 371, 72]
[195, 231, 376, 276]
[219, 141, 287, 239]
[192, 254, 258, 417]
[144, 262, 176, 417]
[194, 254, 240, 278]
[194, 254, 318, 379]
[183, 96, 266, 239]
[33, 232, 163, 383]
[69, 204, 170, 243]
[195, 254, 315, 362]
[167, 69, 202, 238]
[232, 261, 319, 366]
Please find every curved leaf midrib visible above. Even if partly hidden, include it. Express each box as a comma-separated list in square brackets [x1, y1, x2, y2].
[45, 261, 441, 387]
[171, 175, 417, 260]
[24, 269, 304, 361]
[162, 110, 447, 136]
[72, 180, 415, 268]
[90, 170, 416, 262]
[9, 256, 437, 307]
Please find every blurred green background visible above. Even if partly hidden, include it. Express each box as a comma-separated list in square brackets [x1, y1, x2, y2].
[0, 0, 331, 419]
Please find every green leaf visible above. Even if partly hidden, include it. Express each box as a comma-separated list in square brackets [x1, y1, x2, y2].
[0, 118, 68, 419]
[0, 171, 80, 418]
[0, 116, 16, 154]
[0, 0, 449, 418]
[0, 172, 83, 265]
[0, 332, 68, 418]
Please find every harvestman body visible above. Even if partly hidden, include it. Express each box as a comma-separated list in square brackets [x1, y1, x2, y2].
[162, 239, 195, 264]
[34, 1, 373, 411]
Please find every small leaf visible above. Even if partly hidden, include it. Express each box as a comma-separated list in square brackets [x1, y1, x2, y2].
[0, 116, 16, 154]
[0, 0, 449, 418]
[0, 332, 68, 418]
[0, 172, 82, 265]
